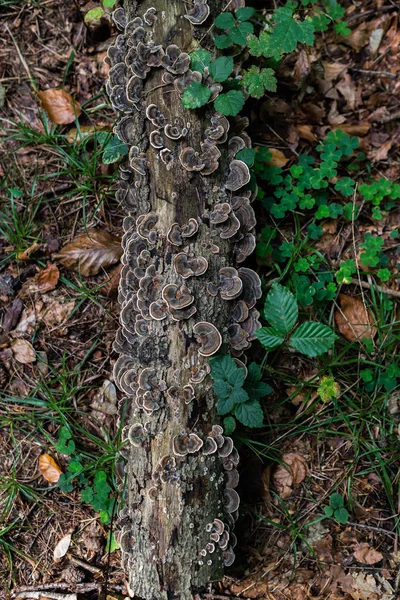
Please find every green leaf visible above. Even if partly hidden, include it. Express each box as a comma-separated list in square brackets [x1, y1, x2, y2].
[84, 7, 105, 22]
[102, 136, 129, 164]
[105, 532, 120, 553]
[213, 380, 232, 399]
[189, 49, 211, 73]
[182, 81, 211, 109]
[81, 486, 94, 504]
[215, 35, 233, 49]
[210, 355, 237, 381]
[289, 321, 336, 357]
[324, 506, 334, 517]
[236, 147, 256, 166]
[235, 7, 255, 21]
[229, 21, 254, 45]
[242, 66, 277, 98]
[235, 399, 264, 428]
[269, 7, 315, 57]
[55, 426, 75, 456]
[334, 507, 349, 524]
[247, 381, 273, 398]
[330, 493, 344, 509]
[217, 395, 235, 415]
[214, 90, 245, 116]
[209, 56, 234, 82]
[228, 368, 245, 387]
[247, 362, 261, 382]
[256, 327, 284, 350]
[264, 283, 298, 336]
[230, 387, 249, 404]
[223, 415, 236, 435]
[102, 0, 117, 7]
[214, 12, 236, 29]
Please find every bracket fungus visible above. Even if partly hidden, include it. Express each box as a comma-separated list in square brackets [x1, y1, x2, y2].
[225, 160, 251, 192]
[146, 104, 166, 128]
[149, 130, 164, 149]
[173, 253, 208, 279]
[173, 433, 204, 457]
[137, 213, 158, 244]
[193, 322, 222, 357]
[219, 267, 243, 300]
[184, 0, 210, 25]
[180, 147, 206, 172]
[165, 117, 188, 140]
[162, 283, 194, 310]
[129, 146, 147, 176]
[143, 7, 157, 26]
[162, 45, 190, 75]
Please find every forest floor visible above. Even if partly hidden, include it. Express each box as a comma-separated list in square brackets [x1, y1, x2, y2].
[0, 1, 399, 599]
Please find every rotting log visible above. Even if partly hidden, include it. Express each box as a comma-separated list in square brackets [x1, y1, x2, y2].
[105, 1, 261, 598]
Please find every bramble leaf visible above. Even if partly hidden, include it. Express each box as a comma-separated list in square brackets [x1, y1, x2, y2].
[182, 82, 211, 109]
[235, 399, 264, 427]
[214, 90, 245, 116]
[209, 56, 234, 82]
[242, 66, 277, 98]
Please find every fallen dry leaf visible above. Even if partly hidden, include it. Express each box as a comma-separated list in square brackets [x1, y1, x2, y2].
[350, 572, 393, 600]
[20, 263, 60, 297]
[296, 124, 317, 142]
[353, 543, 383, 565]
[66, 124, 111, 143]
[39, 453, 62, 483]
[335, 294, 377, 342]
[369, 139, 392, 162]
[37, 89, 81, 125]
[2, 298, 24, 332]
[11, 339, 36, 364]
[342, 23, 370, 52]
[53, 533, 72, 561]
[265, 148, 289, 168]
[41, 299, 75, 330]
[102, 263, 122, 297]
[16, 242, 40, 261]
[333, 123, 370, 136]
[55, 229, 122, 277]
[273, 453, 307, 498]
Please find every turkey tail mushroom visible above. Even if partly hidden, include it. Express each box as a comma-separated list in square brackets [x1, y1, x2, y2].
[106, 1, 260, 599]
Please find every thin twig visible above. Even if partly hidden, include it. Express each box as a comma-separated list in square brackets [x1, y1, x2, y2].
[350, 279, 400, 299]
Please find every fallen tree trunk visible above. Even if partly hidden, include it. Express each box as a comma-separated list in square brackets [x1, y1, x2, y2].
[106, 1, 260, 598]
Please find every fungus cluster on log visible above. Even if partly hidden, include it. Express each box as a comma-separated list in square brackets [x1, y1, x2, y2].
[107, 1, 258, 598]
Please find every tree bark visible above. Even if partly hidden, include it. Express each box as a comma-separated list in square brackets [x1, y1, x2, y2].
[106, 1, 258, 598]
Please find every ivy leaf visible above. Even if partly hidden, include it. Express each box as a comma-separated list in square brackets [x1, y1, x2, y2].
[269, 7, 315, 57]
[209, 56, 234, 82]
[214, 90, 245, 116]
[289, 321, 336, 356]
[256, 327, 284, 350]
[214, 12, 236, 29]
[213, 380, 231, 399]
[235, 399, 264, 428]
[242, 66, 277, 98]
[182, 81, 211, 109]
[229, 21, 254, 45]
[264, 283, 298, 336]
[235, 7, 255, 21]
[190, 49, 211, 73]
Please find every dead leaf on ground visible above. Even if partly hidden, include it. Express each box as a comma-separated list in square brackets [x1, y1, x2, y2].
[333, 123, 370, 136]
[16, 242, 40, 261]
[54, 533, 72, 561]
[55, 229, 122, 276]
[296, 124, 317, 142]
[2, 298, 24, 332]
[353, 543, 383, 565]
[20, 263, 60, 297]
[66, 124, 111, 144]
[369, 139, 392, 162]
[335, 294, 377, 342]
[102, 263, 122, 297]
[265, 148, 289, 168]
[11, 339, 36, 364]
[37, 89, 82, 125]
[350, 572, 394, 600]
[273, 453, 308, 498]
[39, 453, 62, 483]
[41, 298, 75, 330]
[342, 23, 370, 52]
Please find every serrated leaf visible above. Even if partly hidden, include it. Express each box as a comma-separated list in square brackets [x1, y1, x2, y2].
[269, 7, 315, 57]
[213, 380, 232, 399]
[247, 381, 273, 398]
[214, 12, 236, 29]
[215, 35, 233, 49]
[235, 399, 264, 428]
[217, 395, 235, 415]
[102, 135, 128, 164]
[289, 321, 336, 356]
[214, 90, 245, 116]
[242, 66, 277, 98]
[256, 327, 284, 349]
[84, 7, 105, 22]
[247, 362, 261, 382]
[209, 56, 234, 82]
[182, 81, 211, 109]
[230, 387, 249, 404]
[223, 415, 236, 435]
[264, 283, 298, 335]
[189, 49, 211, 73]
[235, 7, 255, 21]
[210, 355, 237, 381]
[247, 31, 271, 57]
[229, 21, 254, 45]
[227, 368, 245, 387]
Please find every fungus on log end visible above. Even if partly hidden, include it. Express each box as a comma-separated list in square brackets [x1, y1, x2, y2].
[107, 1, 260, 599]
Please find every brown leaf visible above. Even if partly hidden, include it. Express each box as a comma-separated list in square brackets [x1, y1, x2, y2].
[55, 229, 122, 276]
[333, 123, 370, 136]
[37, 89, 82, 125]
[342, 23, 370, 52]
[2, 299, 24, 332]
[369, 139, 392, 162]
[53, 533, 72, 562]
[16, 242, 40, 261]
[296, 124, 317, 142]
[11, 339, 36, 364]
[273, 453, 307, 498]
[293, 50, 310, 85]
[39, 453, 62, 483]
[65, 124, 111, 144]
[41, 299, 75, 330]
[353, 543, 383, 565]
[265, 148, 289, 168]
[102, 263, 122, 297]
[20, 263, 60, 297]
[335, 294, 377, 342]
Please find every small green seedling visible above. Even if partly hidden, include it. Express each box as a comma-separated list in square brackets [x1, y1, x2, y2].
[324, 493, 349, 524]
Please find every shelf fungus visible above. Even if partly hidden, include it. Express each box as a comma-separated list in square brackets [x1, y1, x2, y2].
[193, 322, 222, 357]
[184, 0, 210, 25]
[173, 432, 204, 456]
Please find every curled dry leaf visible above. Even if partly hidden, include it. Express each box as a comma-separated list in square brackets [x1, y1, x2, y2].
[53, 532, 72, 562]
[273, 453, 307, 498]
[102, 263, 122, 297]
[37, 89, 82, 125]
[16, 242, 40, 261]
[353, 543, 383, 565]
[55, 229, 122, 277]
[265, 148, 289, 168]
[11, 339, 36, 364]
[20, 263, 60, 297]
[39, 453, 62, 483]
[335, 294, 377, 342]
[41, 299, 75, 330]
